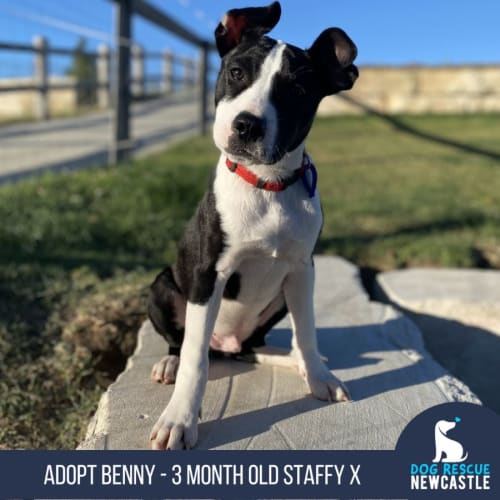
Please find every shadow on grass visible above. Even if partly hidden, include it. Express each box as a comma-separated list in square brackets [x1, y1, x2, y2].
[316, 212, 498, 252]
[0, 240, 160, 371]
[0, 250, 162, 277]
[339, 94, 500, 163]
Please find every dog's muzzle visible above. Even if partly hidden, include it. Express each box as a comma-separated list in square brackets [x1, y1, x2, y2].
[232, 112, 266, 142]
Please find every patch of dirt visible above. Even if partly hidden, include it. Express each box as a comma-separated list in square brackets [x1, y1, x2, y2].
[472, 244, 500, 269]
[62, 283, 148, 386]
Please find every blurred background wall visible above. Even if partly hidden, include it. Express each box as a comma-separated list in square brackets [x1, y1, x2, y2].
[3, 64, 500, 121]
[320, 65, 500, 115]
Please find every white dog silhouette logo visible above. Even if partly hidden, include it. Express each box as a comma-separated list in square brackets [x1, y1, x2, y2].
[432, 416, 468, 463]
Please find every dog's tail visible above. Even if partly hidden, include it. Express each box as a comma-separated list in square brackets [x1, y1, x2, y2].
[458, 451, 469, 462]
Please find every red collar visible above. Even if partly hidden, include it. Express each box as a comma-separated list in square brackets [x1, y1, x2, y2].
[225, 153, 311, 193]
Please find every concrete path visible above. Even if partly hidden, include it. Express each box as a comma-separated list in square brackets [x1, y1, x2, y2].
[375, 268, 500, 413]
[79, 256, 479, 451]
[0, 95, 200, 182]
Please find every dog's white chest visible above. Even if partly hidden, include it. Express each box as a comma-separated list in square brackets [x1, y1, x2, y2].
[213, 156, 322, 268]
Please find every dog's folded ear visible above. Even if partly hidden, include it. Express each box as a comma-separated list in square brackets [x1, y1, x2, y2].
[215, 1, 281, 57]
[307, 28, 359, 95]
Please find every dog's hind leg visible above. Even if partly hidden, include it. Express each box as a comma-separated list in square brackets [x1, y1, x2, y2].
[151, 355, 180, 385]
[238, 345, 294, 366]
[148, 266, 186, 384]
[246, 345, 329, 367]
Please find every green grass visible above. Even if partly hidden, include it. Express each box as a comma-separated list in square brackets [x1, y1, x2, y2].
[0, 138, 216, 449]
[310, 113, 500, 269]
[1, 113, 499, 449]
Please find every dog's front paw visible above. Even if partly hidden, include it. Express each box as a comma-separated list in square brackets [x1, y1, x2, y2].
[305, 365, 351, 403]
[151, 355, 179, 384]
[150, 404, 198, 450]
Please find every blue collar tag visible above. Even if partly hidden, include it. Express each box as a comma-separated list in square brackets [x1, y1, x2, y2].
[301, 155, 318, 198]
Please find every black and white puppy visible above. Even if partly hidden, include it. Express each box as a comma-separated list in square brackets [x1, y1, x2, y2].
[148, 1, 358, 450]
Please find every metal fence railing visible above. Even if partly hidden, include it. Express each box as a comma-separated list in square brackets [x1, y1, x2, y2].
[0, 0, 217, 180]
[110, 0, 215, 162]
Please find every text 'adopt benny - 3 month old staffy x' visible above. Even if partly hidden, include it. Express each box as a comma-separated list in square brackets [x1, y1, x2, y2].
[147, 1, 359, 450]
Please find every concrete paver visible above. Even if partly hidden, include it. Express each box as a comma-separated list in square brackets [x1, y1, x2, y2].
[375, 268, 500, 413]
[79, 257, 479, 450]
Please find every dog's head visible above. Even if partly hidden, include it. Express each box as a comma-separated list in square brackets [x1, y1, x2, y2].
[436, 420, 456, 435]
[213, 1, 358, 166]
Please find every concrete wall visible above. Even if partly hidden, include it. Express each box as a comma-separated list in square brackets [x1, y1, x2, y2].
[0, 76, 77, 120]
[318, 65, 500, 115]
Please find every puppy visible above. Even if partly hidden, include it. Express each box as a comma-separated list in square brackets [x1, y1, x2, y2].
[433, 419, 468, 463]
[148, 1, 358, 450]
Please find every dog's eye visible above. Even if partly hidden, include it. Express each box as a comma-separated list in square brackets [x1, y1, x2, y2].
[230, 67, 244, 81]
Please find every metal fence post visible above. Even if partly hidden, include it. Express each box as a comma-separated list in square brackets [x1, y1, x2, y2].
[162, 49, 173, 94]
[132, 44, 145, 98]
[111, 0, 132, 164]
[97, 44, 110, 109]
[198, 42, 209, 135]
[33, 36, 49, 121]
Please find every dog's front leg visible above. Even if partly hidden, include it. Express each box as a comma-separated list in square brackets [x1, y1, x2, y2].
[283, 260, 351, 403]
[150, 280, 224, 450]
[432, 449, 443, 463]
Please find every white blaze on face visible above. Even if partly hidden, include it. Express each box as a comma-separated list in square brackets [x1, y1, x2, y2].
[213, 41, 286, 162]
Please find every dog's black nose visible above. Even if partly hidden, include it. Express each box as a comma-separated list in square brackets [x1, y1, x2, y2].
[232, 112, 265, 142]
